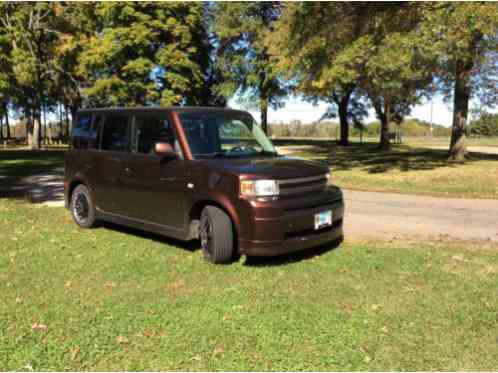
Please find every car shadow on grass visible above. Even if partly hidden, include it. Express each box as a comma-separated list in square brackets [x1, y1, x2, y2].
[243, 237, 343, 267]
[97, 221, 343, 266]
[97, 221, 201, 253]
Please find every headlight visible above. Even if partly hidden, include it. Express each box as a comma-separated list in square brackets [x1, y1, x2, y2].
[240, 179, 279, 197]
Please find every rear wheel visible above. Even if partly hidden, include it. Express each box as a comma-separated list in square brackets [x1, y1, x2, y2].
[199, 206, 234, 263]
[70, 184, 97, 229]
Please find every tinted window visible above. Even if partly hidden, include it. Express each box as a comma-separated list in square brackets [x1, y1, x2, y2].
[101, 115, 129, 151]
[131, 115, 176, 155]
[90, 116, 104, 149]
[72, 114, 92, 149]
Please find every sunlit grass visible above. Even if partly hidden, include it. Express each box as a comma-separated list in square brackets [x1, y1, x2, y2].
[275, 140, 498, 199]
[1, 199, 497, 370]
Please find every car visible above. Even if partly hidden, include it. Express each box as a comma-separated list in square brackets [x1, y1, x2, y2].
[64, 107, 344, 263]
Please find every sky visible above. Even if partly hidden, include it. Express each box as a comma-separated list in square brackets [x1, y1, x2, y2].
[229, 94, 458, 127]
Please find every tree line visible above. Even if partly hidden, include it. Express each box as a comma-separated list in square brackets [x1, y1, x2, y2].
[0, 2, 497, 160]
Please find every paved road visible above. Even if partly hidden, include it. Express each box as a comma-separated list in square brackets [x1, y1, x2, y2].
[4, 169, 498, 244]
[343, 189, 498, 244]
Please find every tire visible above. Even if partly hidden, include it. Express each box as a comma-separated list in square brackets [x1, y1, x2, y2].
[70, 184, 97, 229]
[199, 206, 234, 264]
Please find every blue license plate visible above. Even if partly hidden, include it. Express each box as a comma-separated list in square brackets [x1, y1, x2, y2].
[314, 210, 332, 230]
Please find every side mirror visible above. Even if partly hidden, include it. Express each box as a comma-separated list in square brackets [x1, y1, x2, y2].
[154, 142, 176, 159]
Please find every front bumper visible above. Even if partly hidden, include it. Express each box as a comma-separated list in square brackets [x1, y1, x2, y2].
[238, 188, 345, 256]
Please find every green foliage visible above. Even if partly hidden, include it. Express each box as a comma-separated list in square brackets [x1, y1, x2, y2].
[418, 3, 498, 107]
[270, 3, 433, 148]
[78, 3, 215, 107]
[470, 112, 498, 137]
[0, 2, 225, 147]
[214, 2, 288, 130]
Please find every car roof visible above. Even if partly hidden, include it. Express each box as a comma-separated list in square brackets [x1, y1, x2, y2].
[77, 106, 250, 116]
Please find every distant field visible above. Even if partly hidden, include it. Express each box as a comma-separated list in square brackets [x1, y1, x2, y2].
[274, 139, 498, 199]
[1, 199, 497, 370]
[273, 136, 498, 148]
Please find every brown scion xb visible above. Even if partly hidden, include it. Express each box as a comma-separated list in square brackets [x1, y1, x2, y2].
[65, 107, 344, 263]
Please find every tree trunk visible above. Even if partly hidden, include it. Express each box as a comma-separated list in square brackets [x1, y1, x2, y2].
[0, 115, 4, 142]
[372, 98, 391, 150]
[5, 105, 10, 139]
[64, 105, 70, 140]
[260, 97, 268, 135]
[27, 113, 34, 148]
[337, 93, 352, 146]
[449, 59, 473, 161]
[379, 114, 390, 150]
[29, 110, 41, 150]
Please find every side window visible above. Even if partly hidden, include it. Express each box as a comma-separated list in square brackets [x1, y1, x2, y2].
[88, 116, 103, 149]
[72, 114, 92, 149]
[101, 115, 130, 152]
[131, 115, 176, 155]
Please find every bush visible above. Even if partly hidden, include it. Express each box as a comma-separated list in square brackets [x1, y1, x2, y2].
[469, 112, 498, 137]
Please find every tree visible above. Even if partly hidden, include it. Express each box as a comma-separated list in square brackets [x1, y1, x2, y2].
[270, 2, 431, 149]
[419, 3, 498, 160]
[269, 2, 366, 145]
[214, 2, 288, 133]
[469, 111, 498, 137]
[0, 2, 61, 149]
[78, 2, 216, 108]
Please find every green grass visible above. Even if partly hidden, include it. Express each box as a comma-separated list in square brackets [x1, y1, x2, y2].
[1, 199, 497, 370]
[0, 150, 65, 188]
[274, 139, 498, 199]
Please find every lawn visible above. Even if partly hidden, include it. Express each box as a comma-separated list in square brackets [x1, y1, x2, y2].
[274, 139, 498, 199]
[1, 199, 497, 370]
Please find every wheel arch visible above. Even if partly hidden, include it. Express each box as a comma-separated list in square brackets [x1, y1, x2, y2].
[188, 199, 239, 242]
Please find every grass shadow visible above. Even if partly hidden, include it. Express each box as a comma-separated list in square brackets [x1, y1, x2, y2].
[275, 139, 498, 174]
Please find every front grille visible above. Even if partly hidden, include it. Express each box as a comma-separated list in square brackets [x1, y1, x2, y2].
[284, 197, 343, 212]
[278, 174, 328, 196]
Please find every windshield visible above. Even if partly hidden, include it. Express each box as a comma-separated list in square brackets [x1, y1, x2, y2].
[178, 112, 278, 158]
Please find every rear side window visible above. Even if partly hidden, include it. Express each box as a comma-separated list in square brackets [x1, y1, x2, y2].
[130, 115, 176, 154]
[101, 115, 129, 152]
[72, 114, 92, 149]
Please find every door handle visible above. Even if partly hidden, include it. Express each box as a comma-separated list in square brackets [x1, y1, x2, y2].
[123, 167, 135, 174]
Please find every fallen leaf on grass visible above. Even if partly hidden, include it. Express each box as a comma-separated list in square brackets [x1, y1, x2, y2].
[212, 345, 224, 357]
[31, 322, 47, 332]
[70, 347, 80, 360]
[371, 304, 380, 311]
[116, 335, 129, 344]
[15, 297, 22, 304]
[104, 282, 116, 290]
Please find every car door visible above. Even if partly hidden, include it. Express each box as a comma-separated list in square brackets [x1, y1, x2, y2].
[118, 113, 188, 230]
[94, 113, 131, 215]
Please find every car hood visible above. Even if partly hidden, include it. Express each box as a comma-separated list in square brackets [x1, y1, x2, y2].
[205, 156, 329, 179]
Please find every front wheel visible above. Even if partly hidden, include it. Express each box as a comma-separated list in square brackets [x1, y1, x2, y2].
[70, 184, 97, 229]
[199, 206, 234, 263]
